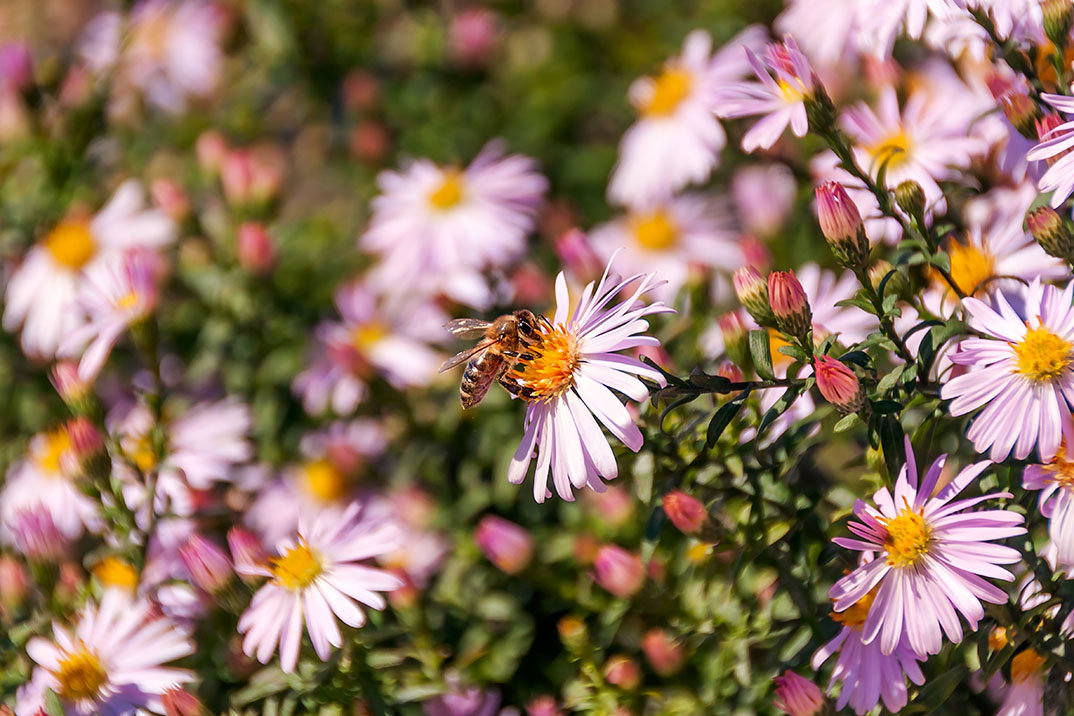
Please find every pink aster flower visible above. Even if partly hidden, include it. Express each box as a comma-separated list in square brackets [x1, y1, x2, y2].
[607, 26, 765, 208]
[294, 281, 445, 416]
[59, 251, 161, 381]
[997, 649, 1048, 716]
[236, 502, 403, 673]
[717, 36, 817, 153]
[586, 194, 743, 303]
[775, 0, 859, 66]
[360, 141, 547, 309]
[505, 259, 673, 502]
[942, 280, 1074, 462]
[829, 439, 1025, 657]
[3, 180, 175, 358]
[855, 0, 965, 58]
[17, 590, 193, 715]
[1023, 415, 1074, 570]
[1027, 93, 1074, 207]
[841, 85, 988, 210]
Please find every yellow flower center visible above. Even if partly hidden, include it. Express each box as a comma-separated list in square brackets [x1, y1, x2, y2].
[1014, 326, 1073, 383]
[1011, 649, 1046, 683]
[685, 542, 711, 565]
[1043, 442, 1074, 487]
[53, 645, 108, 702]
[44, 220, 97, 270]
[115, 292, 140, 310]
[301, 459, 348, 502]
[831, 587, 877, 630]
[882, 507, 932, 568]
[93, 556, 139, 593]
[128, 433, 158, 473]
[778, 78, 804, 103]
[868, 129, 913, 170]
[631, 210, 678, 251]
[642, 68, 693, 117]
[768, 330, 795, 371]
[510, 324, 580, 402]
[34, 428, 72, 475]
[351, 322, 388, 352]
[428, 170, 465, 210]
[272, 541, 323, 590]
[940, 239, 996, 298]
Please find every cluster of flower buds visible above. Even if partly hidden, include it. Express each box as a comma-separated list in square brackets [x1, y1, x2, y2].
[815, 181, 869, 271]
[814, 356, 866, 414]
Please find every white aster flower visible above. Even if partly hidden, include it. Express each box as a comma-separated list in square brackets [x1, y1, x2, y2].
[854, 0, 966, 59]
[505, 258, 674, 502]
[3, 180, 175, 358]
[17, 590, 193, 715]
[360, 141, 547, 309]
[236, 502, 403, 673]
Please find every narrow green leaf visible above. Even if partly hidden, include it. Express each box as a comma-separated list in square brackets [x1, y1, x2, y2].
[706, 400, 744, 448]
[749, 330, 775, 380]
[833, 413, 861, 433]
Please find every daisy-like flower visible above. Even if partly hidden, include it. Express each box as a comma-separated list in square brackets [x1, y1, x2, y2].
[3, 180, 175, 358]
[854, 0, 965, 59]
[293, 282, 445, 416]
[829, 439, 1025, 657]
[965, 0, 1044, 41]
[125, 0, 226, 112]
[775, 0, 859, 66]
[841, 85, 988, 210]
[17, 589, 193, 715]
[505, 259, 673, 502]
[607, 26, 764, 208]
[943, 280, 1074, 462]
[811, 585, 926, 715]
[1027, 94, 1074, 207]
[717, 36, 818, 153]
[997, 649, 1048, 716]
[1024, 415, 1074, 570]
[0, 426, 101, 544]
[586, 194, 743, 303]
[236, 502, 403, 673]
[360, 141, 547, 309]
[59, 251, 161, 381]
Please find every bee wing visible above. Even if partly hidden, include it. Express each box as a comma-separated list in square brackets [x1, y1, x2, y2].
[444, 318, 492, 338]
[439, 340, 494, 373]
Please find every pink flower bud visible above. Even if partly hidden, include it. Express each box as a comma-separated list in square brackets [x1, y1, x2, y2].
[663, 490, 706, 534]
[151, 178, 190, 221]
[449, 8, 501, 67]
[0, 554, 28, 611]
[555, 227, 602, 283]
[1027, 206, 1074, 261]
[349, 121, 389, 163]
[526, 696, 565, 716]
[593, 545, 644, 598]
[10, 507, 69, 562]
[718, 311, 750, 368]
[195, 130, 229, 175]
[1037, 115, 1071, 165]
[162, 688, 209, 716]
[815, 182, 869, 269]
[740, 235, 772, 272]
[717, 360, 744, 382]
[50, 360, 91, 408]
[474, 515, 534, 574]
[342, 69, 380, 112]
[773, 670, 824, 716]
[767, 270, 812, 340]
[180, 535, 233, 594]
[603, 655, 642, 690]
[221, 145, 284, 205]
[814, 356, 865, 414]
[227, 526, 270, 577]
[586, 485, 635, 528]
[66, 417, 103, 460]
[642, 628, 685, 675]
[0, 44, 32, 93]
[733, 266, 775, 327]
[237, 221, 276, 275]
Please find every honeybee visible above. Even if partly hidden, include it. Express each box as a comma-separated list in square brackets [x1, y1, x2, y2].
[440, 309, 542, 408]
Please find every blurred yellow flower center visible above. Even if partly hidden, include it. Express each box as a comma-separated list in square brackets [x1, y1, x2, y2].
[831, 587, 877, 630]
[93, 556, 139, 592]
[1043, 442, 1074, 486]
[1011, 649, 1046, 683]
[511, 324, 579, 401]
[643, 68, 692, 116]
[631, 210, 678, 251]
[302, 459, 348, 502]
[352, 322, 388, 351]
[54, 644, 108, 702]
[44, 220, 96, 270]
[778, 79, 804, 103]
[768, 330, 794, 370]
[945, 240, 995, 297]
[883, 507, 932, 568]
[35, 428, 72, 474]
[1014, 326, 1073, 382]
[989, 626, 1009, 652]
[428, 170, 465, 210]
[272, 541, 323, 590]
[129, 434, 158, 473]
[685, 542, 711, 564]
[868, 130, 912, 170]
[116, 292, 140, 310]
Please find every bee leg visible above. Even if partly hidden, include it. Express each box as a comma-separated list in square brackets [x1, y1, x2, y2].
[502, 350, 534, 361]
[499, 375, 537, 400]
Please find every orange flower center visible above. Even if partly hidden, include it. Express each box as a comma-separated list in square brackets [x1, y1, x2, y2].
[944, 239, 995, 298]
[272, 541, 323, 590]
[93, 556, 139, 593]
[831, 587, 878, 630]
[301, 459, 348, 502]
[642, 68, 692, 116]
[882, 507, 932, 568]
[1014, 326, 1073, 383]
[428, 170, 465, 210]
[1010, 649, 1046, 683]
[54, 644, 108, 702]
[1043, 442, 1074, 487]
[631, 210, 678, 251]
[44, 220, 97, 270]
[34, 428, 72, 475]
[868, 129, 913, 170]
[511, 324, 579, 402]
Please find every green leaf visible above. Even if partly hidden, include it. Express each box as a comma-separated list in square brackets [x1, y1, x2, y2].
[833, 413, 861, 433]
[876, 366, 904, 394]
[44, 690, 64, 716]
[659, 393, 699, 432]
[839, 350, 870, 368]
[641, 356, 688, 387]
[872, 400, 903, 414]
[749, 330, 775, 380]
[835, 295, 876, 313]
[706, 399, 744, 448]
[776, 343, 810, 363]
[903, 665, 968, 713]
[688, 369, 732, 392]
[757, 386, 802, 437]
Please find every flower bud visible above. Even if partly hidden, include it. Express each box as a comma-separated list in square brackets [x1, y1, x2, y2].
[474, 515, 534, 574]
[867, 259, 910, 300]
[0, 554, 28, 611]
[10, 507, 69, 562]
[180, 535, 233, 594]
[65, 417, 108, 486]
[814, 356, 865, 414]
[803, 83, 835, 136]
[557, 615, 589, 653]
[449, 8, 501, 68]
[642, 628, 685, 675]
[603, 655, 641, 690]
[716, 360, 743, 383]
[733, 266, 776, 327]
[718, 312, 750, 369]
[195, 130, 228, 176]
[740, 234, 772, 272]
[815, 181, 869, 270]
[236, 221, 276, 275]
[662, 490, 706, 534]
[349, 121, 389, 163]
[593, 545, 644, 598]
[773, 670, 824, 716]
[555, 227, 602, 284]
[768, 271, 812, 342]
[221, 146, 284, 206]
[1043, 0, 1074, 49]
[894, 180, 925, 220]
[526, 696, 565, 716]
[50, 360, 92, 413]
[162, 688, 209, 716]
[1027, 206, 1074, 262]
[227, 526, 270, 577]
[150, 178, 190, 221]
[1000, 92, 1041, 139]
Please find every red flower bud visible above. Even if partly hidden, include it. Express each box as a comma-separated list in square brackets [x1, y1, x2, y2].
[663, 490, 706, 534]
[814, 356, 865, 414]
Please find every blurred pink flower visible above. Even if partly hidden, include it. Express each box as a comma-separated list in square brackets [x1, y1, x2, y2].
[732, 164, 796, 236]
[474, 516, 534, 574]
[593, 545, 644, 597]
